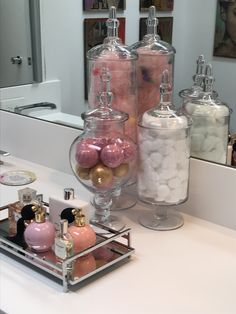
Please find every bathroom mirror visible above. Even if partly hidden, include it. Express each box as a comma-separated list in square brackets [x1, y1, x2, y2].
[0, 0, 42, 88]
[0, 0, 236, 167]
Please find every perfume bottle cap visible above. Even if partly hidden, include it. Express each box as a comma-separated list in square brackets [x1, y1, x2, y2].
[64, 188, 75, 200]
[60, 219, 69, 234]
[34, 205, 46, 223]
[72, 208, 86, 227]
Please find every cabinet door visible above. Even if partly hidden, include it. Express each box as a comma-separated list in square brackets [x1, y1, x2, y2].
[0, 0, 33, 87]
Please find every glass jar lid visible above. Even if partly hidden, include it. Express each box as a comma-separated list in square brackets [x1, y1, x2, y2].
[87, 6, 137, 61]
[130, 6, 175, 55]
[139, 70, 190, 129]
[84, 67, 128, 123]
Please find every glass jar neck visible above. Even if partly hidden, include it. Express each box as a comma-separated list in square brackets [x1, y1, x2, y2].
[84, 119, 125, 136]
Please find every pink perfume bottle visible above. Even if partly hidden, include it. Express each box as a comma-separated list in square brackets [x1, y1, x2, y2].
[24, 205, 55, 253]
[68, 209, 96, 254]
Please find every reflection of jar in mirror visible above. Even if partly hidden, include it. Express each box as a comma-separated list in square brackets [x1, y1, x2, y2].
[87, 6, 137, 142]
[182, 64, 230, 164]
[129, 6, 175, 117]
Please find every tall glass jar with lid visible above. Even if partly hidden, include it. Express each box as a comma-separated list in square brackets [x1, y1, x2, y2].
[138, 70, 191, 230]
[130, 6, 175, 116]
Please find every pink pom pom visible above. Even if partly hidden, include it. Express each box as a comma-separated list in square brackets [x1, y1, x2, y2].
[101, 144, 124, 168]
[76, 143, 99, 168]
[121, 140, 137, 163]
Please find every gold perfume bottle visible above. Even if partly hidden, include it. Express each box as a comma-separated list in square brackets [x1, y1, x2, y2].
[55, 219, 74, 261]
[8, 187, 37, 237]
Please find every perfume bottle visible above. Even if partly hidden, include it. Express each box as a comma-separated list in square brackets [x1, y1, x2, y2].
[8, 187, 37, 237]
[68, 209, 96, 254]
[49, 188, 90, 231]
[54, 219, 74, 261]
[24, 205, 55, 253]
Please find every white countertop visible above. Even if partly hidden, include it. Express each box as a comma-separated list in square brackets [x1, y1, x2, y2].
[1, 156, 236, 314]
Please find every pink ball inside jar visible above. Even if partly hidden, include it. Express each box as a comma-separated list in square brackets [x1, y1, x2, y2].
[121, 140, 137, 163]
[76, 143, 99, 168]
[92, 137, 108, 151]
[100, 144, 124, 168]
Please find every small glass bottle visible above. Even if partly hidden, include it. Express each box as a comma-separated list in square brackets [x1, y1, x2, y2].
[130, 6, 175, 116]
[183, 64, 230, 164]
[54, 219, 74, 261]
[68, 209, 96, 254]
[24, 205, 55, 253]
[138, 70, 191, 230]
[87, 6, 137, 142]
[8, 187, 37, 237]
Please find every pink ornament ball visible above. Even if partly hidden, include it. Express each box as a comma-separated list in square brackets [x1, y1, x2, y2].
[76, 143, 99, 168]
[100, 144, 124, 168]
[92, 137, 109, 150]
[121, 140, 137, 163]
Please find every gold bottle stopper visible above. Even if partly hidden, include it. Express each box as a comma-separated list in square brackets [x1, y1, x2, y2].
[72, 208, 86, 227]
[34, 205, 46, 223]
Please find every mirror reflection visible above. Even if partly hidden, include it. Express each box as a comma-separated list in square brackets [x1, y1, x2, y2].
[0, 0, 235, 168]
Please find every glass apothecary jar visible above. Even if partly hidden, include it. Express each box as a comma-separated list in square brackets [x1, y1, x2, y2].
[130, 6, 175, 116]
[182, 64, 230, 164]
[87, 6, 137, 142]
[138, 70, 191, 230]
[70, 69, 136, 231]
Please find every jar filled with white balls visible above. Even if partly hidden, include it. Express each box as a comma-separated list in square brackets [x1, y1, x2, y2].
[138, 69, 191, 231]
[182, 64, 230, 164]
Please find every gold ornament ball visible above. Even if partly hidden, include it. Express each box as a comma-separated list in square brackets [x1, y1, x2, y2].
[76, 165, 91, 180]
[90, 164, 113, 189]
[113, 163, 129, 178]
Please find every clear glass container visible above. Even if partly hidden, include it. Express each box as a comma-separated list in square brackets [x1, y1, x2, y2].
[138, 70, 191, 231]
[183, 64, 230, 164]
[130, 6, 175, 116]
[87, 6, 137, 143]
[70, 69, 136, 231]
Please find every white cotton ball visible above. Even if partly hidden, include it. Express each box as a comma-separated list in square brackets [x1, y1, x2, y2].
[140, 139, 156, 153]
[162, 155, 177, 170]
[159, 168, 176, 181]
[185, 102, 196, 115]
[178, 169, 189, 182]
[157, 184, 170, 198]
[168, 177, 181, 189]
[201, 135, 219, 152]
[191, 133, 205, 152]
[150, 152, 163, 169]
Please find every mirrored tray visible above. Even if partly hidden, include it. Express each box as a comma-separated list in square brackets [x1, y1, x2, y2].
[0, 203, 135, 292]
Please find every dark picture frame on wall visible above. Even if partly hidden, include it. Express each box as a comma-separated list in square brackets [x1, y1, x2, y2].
[84, 18, 126, 99]
[213, 0, 236, 58]
[140, 0, 174, 12]
[83, 0, 126, 12]
[139, 17, 173, 44]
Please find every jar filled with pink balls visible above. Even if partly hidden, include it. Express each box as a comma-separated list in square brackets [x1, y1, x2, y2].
[130, 6, 175, 116]
[87, 6, 137, 143]
[69, 69, 137, 231]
